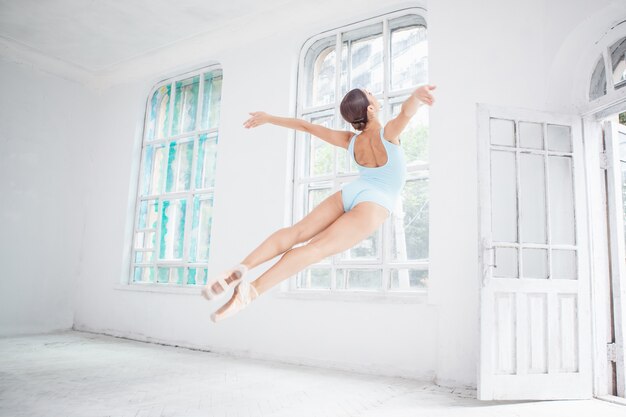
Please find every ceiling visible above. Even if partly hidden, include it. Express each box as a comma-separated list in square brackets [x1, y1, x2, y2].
[0, 0, 294, 72]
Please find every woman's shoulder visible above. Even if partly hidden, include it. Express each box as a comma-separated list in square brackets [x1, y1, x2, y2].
[380, 126, 401, 146]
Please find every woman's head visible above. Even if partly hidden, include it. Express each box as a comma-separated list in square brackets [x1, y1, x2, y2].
[340, 88, 380, 131]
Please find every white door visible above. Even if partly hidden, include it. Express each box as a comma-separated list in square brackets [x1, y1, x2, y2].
[603, 119, 626, 398]
[477, 103, 592, 400]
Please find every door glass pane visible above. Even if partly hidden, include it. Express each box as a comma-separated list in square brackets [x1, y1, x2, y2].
[165, 139, 194, 193]
[309, 114, 334, 177]
[389, 268, 428, 290]
[491, 150, 517, 242]
[189, 195, 214, 262]
[522, 248, 548, 279]
[146, 84, 171, 140]
[519, 121, 543, 149]
[490, 118, 515, 147]
[552, 249, 577, 280]
[609, 36, 626, 90]
[195, 133, 218, 189]
[391, 178, 428, 260]
[520, 153, 546, 243]
[201, 70, 223, 130]
[547, 124, 571, 152]
[493, 247, 518, 278]
[171, 76, 199, 135]
[159, 198, 187, 260]
[548, 156, 576, 244]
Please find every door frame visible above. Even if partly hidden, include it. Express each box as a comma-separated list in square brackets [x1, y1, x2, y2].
[581, 99, 626, 399]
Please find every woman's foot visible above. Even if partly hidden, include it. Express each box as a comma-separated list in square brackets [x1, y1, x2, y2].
[210, 280, 260, 323]
[201, 263, 249, 302]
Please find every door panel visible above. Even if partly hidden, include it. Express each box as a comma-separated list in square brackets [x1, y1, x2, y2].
[477, 104, 592, 400]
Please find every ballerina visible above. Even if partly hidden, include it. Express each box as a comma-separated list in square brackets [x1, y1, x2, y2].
[202, 84, 436, 322]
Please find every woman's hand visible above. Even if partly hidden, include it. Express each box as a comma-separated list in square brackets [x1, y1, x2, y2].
[243, 111, 271, 128]
[412, 84, 436, 106]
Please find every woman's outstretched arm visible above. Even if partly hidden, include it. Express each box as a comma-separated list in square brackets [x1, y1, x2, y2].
[243, 112, 352, 149]
[384, 84, 436, 141]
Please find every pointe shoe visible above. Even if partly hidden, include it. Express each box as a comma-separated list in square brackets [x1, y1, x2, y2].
[210, 280, 260, 323]
[201, 263, 249, 302]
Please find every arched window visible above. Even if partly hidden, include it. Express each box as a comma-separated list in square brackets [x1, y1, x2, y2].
[292, 9, 429, 293]
[589, 35, 626, 101]
[130, 66, 223, 286]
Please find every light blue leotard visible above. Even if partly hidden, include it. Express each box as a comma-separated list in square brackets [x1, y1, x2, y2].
[340, 127, 407, 216]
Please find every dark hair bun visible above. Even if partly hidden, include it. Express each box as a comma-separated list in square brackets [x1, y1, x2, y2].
[340, 89, 370, 131]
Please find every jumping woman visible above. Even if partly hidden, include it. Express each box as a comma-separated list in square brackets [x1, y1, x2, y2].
[201, 84, 437, 322]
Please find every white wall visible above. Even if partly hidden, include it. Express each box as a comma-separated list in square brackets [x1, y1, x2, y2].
[2, 0, 624, 388]
[0, 56, 94, 335]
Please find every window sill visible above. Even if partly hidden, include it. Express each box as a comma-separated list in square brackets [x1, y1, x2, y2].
[114, 283, 203, 296]
[274, 289, 429, 304]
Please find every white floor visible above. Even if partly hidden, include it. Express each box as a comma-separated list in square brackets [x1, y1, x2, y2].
[0, 331, 624, 417]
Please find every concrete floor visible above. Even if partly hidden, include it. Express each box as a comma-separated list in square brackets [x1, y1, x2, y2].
[0, 331, 625, 417]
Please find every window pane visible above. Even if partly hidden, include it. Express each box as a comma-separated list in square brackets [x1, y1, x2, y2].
[187, 267, 208, 286]
[134, 251, 154, 263]
[201, 70, 223, 130]
[339, 218, 380, 260]
[390, 268, 427, 290]
[146, 84, 171, 140]
[140, 144, 168, 196]
[195, 133, 218, 189]
[133, 266, 155, 283]
[391, 102, 428, 163]
[391, 24, 427, 91]
[392, 177, 429, 261]
[157, 267, 184, 284]
[189, 194, 214, 262]
[165, 139, 194, 193]
[171, 76, 199, 135]
[343, 23, 384, 94]
[337, 268, 382, 290]
[589, 55, 607, 100]
[308, 114, 335, 177]
[297, 268, 331, 289]
[137, 199, 159, 230]
[304, 37, 336, 108]
[609, 36, 626, 90]
[159, 198, 187, 260]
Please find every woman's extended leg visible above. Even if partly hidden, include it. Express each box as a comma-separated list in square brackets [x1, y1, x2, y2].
[211, 202, 389, 320]
[206, 190, 345, 295]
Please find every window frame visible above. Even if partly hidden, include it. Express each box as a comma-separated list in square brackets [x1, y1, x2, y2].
[122, 63, 223, 290]
[284, 7, 430, 299]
